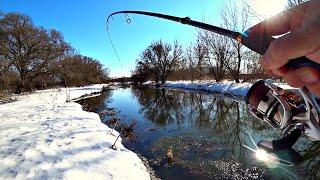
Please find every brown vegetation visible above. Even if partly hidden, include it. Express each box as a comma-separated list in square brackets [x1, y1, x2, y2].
[0, 12, 109, 93]
[132, 40, 182, 84]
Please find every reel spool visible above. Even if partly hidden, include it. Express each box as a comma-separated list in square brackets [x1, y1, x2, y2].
[245, 80, 300, 130]
[245, 80, 320, 164]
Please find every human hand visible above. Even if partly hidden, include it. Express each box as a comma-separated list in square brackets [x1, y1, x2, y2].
[257, 0, 320, 96]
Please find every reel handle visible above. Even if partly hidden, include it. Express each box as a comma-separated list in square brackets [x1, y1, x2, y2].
[284, 56, 320, 71]
[257, 128, 302, 150]
[257, 128, 303, 165]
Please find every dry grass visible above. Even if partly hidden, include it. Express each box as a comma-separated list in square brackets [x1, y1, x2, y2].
[0, 91, 5, 99]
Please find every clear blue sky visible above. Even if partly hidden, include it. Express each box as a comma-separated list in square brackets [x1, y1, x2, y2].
[1, 0, 285, 77]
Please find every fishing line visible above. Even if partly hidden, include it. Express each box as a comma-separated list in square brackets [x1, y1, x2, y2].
[241, 131, 295, 167]
[106, 24, 122, 68]
[106, 13, 137, 74]
[222, 82, 244, 102]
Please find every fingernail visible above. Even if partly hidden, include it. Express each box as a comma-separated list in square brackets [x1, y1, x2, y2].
[297, 70, 318, 84]
[261, 54, 271, 68]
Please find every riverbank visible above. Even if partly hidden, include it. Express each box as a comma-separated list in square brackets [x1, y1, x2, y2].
[144, 80, 294, 97]
[144, 80, 251, 97]
[0, 85, 150, 180]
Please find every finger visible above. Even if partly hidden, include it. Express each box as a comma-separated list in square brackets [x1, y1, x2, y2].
[270, 69, 284, 77]
[261, 27, 320, 69]
[283, 67, 320, 88]
[265, 69, 274, 76]
[283, 70, 304, 88]
[248, 2, 308, 37]
[272, 66, 288, 76]
[306, 47, 320, 62]
[295, 67, 320, 85]
[307, 83, 320, 98]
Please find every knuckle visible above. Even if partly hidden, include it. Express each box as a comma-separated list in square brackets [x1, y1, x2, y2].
[307, 48, 320, 63]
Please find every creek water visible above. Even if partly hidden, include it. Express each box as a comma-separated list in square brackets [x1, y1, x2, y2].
[77, 85, 319, 180]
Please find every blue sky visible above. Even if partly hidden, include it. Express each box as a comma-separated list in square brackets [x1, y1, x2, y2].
[1, 0, 286, 77]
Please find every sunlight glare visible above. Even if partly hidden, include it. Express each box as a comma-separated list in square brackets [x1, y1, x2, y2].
[251, 0, 287, 18]
[255, 149, 270, 162]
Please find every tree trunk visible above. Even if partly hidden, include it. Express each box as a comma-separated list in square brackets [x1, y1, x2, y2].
[155, 74, 159, 83]
[191, 69, 194, 82]
[161, 76, 166, 84]
[235, 43, 241, 83]
[19, 68, 27, 93]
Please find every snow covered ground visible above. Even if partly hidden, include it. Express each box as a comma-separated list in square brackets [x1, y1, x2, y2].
[144, 80, 252, 97]
[144, 80, 296, 97]
[0, 85, 150, 180]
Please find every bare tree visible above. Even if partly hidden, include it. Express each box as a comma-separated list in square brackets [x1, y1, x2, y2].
[130, 59, 152, 84]
[139, 40, 182, 84]
[184, 40, 206, 82]
[287, 0, 308, 8]
[0, 12, 109, 92]
[198, 30, 230, 82]
[0, 13, 70, 92]
[192, 39, 207, 80]
[55, 55, 109, 87]
[220, 0, 250, 83]
[184, 45, 196, 81]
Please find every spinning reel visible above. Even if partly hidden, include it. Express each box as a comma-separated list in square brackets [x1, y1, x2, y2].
[245, 80, 320, 164]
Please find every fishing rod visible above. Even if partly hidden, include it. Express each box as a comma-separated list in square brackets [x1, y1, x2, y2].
[107, 10, 320, 166]
[107, 10, 320, 71]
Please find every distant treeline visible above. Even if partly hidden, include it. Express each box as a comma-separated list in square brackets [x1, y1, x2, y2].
[0, 12, 109, 93]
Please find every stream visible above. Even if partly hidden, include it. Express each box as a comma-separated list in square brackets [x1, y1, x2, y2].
[77, 85, 319, 180]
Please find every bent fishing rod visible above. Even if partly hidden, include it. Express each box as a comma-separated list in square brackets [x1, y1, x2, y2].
[107, 10, 320, 71]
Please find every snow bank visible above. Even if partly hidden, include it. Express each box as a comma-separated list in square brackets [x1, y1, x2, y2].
[0, 85, 150, 180]
[145, 81, 252, 97]
[144, 80, 297, 97]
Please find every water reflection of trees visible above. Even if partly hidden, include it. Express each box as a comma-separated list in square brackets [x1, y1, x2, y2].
[133, 88, 269, 177]
[132, 87, 274, 162]
[132, 87, 184, 126]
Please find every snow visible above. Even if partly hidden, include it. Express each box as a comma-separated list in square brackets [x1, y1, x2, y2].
[144, 80, 298, 97]
[145, 80, 252, 97]
[0, 85, 150, 180]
